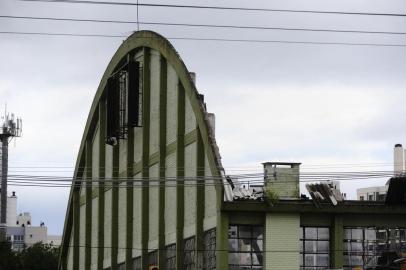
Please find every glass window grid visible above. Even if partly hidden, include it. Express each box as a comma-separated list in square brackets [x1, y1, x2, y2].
[148, 250, 158, 267]
[132, 257, 141, 270]
[228, 225, 264, 270]
[203, 229, 217, 270]
[300, 226, 330, 270]
[166, 244, 176, 270]
[343, 227, 406, 270]
[183, 236, 196, 270]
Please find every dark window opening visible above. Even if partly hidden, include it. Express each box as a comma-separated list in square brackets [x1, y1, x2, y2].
[106, 58, 142, 145]
[132, 257, 141, 270]
[149, 250, 158, 268]
[203, 228, 216, 270]
[166, 244, 176, 270]
[184, 236, 196, 270]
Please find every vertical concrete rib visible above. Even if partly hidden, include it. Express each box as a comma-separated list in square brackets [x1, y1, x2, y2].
[126, 127, 135, 268]
[195, 129, 205, 267]
[141, 47, 151, 270]
[158, 56, 167, 270]
[97, 101, 106, 270]
[175, 82, 185, 270]
[111, 145, 120, 269]
[72, 170, 83, 270]
[85, 139, 93, 270]
[125, 54, 135, 270]
[331, 215, 343, 269]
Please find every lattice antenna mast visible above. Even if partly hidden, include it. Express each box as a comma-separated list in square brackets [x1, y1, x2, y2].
[0, 109, 22, 241]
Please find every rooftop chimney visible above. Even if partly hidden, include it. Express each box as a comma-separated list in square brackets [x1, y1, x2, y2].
[263, 162, 301, 199]
[394, 144, 404, 175]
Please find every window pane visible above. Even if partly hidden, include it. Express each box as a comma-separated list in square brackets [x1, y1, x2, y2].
[304, 255, 315, 266]
[252, 226, 264, 240]
[252, 252, 263, 265]
[318, 228, 329, 240]
[316, 254, 329, 266]
[253, 240, 263, 252]
[229, 239, 238, 252]
[239, 226, 252, 238]
[351, 242, 363, 252]
[305, 228, 317, 239]
[365, 229, 376, 241]
[317, 241, 329, 253]
[352, 229, 363, 240]
[305, 240, 316, 253]
[239, 239, 251, 252]
[229, 226, 238, 238]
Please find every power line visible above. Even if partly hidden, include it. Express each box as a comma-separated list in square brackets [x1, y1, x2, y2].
[2, 15, 406, 36]
[2, 31, 406, 48]
[20, 0, 406, 18]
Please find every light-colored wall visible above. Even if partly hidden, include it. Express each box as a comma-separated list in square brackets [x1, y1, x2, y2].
[148, 164, 159, 250]
[24, 226, 47, 245]
[204, 156, 216, 230]
[149, 50, 160, 155]
[184, 142, 197, 238]
[164, 152, 177, 245]
[357, 185, 388, 200]
[132, 173, 142, 258]
[103, 189, 112, 268]
[166, 63, 178, 145]
[265, 213, 300, 270]
[117, 182, 127, 263]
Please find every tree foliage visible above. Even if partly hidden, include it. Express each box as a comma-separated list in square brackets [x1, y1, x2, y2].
[0, 241, 59, 270]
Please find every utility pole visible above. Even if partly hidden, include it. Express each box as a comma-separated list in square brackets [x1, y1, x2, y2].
[0, 111, 22, 242]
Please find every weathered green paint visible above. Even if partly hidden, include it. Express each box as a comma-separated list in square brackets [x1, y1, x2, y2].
[141, 47, 151, 270]
[331, 215, 343, 269]
[126, 118, 135, 269]
[60, 31, 224, 269]
[148, 152, 160, 166]
[222, 201, 406, 214]
[85, 140, 93, 270]
[195, 129, 205, 268]
[111, 145, 119, 269]
[158, 56, 167, 270]
[216, 212, 229, 270]
[184, 129, 197, 147]
[73, 187, 80, 270]
[166, 141, 177, 156]
[97, 101, 106, 270]
[175, 82, 185, 270]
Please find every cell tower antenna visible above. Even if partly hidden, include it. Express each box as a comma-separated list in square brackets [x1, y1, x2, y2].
[0, 107, 22, 241]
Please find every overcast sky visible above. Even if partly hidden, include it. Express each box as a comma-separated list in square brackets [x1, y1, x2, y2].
[1, 0, 406, 234]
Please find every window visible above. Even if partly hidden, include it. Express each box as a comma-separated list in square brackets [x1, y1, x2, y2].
[149, 250, 158, 268]
[106, 59, 142, 145]
[300, 227, 330, 269]
[368, 195, 373, 201]
[117, 263, 125, 270]
[360, 196, 364, 201]
[203, 229, 216, 270]
[166, 244, 176, 270]
[183, 237, 196, 270]
[344, 227, 406, 270]
[132, 257, 141, 270]
[228, 225, 263, 270]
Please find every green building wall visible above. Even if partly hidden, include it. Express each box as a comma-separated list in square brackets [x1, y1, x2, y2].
[59, 31, 225, 270]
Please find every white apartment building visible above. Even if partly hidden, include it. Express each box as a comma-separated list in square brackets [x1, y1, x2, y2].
[356, 143, 405, 201]
[0, 191, 61, 250]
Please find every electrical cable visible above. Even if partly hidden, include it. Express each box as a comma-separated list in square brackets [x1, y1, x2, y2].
[19, 0, 406, 18]
[2, 15, 406, 36]
[2, 31, 406, 48]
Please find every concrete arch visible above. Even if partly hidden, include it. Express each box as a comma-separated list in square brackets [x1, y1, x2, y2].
[59, 30, 226, 269]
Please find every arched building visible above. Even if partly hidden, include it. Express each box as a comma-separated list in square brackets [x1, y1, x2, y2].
[59, 31, 231, 270]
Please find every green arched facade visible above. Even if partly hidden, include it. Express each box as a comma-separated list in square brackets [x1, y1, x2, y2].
[59, 31, 229, 270]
